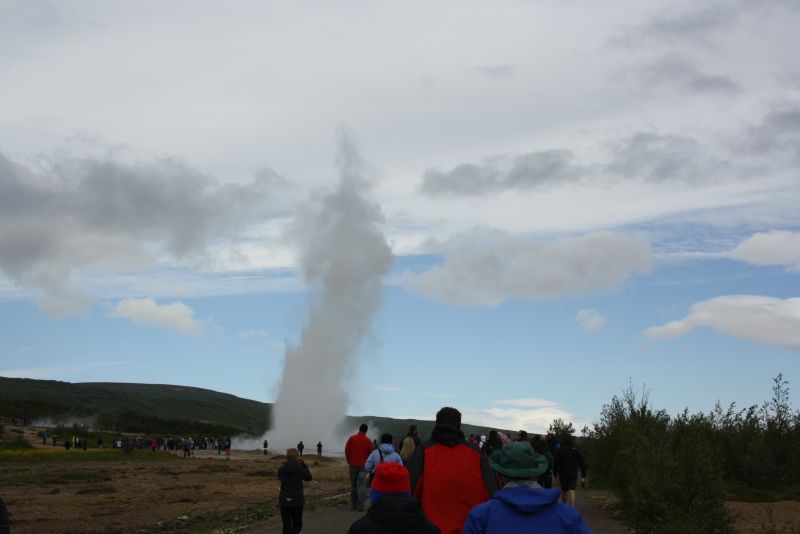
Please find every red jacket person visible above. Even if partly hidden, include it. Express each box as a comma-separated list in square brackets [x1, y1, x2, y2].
[406, 407, 498, 534]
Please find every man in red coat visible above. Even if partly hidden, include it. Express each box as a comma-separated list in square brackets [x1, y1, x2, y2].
[406, 407, 497, 534]
[345, 423, 374, 511]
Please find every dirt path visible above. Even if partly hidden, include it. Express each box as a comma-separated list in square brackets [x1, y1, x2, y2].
[252, 487, 629, 533]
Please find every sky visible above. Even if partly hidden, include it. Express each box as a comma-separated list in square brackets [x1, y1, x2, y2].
[1, 0, 800, 435]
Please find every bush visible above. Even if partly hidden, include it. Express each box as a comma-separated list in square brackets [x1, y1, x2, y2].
[589, 384, 733, 533]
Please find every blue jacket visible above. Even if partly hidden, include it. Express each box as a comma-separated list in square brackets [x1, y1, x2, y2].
[463, 486, 591, 534]
[364, 443, 403, 472]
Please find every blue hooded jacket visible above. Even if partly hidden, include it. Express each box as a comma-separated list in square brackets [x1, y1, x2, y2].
[463, 486, 591, 534]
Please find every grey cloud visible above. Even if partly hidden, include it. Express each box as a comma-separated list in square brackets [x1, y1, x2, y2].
[605, 132, 721, 184]
[421, 130, 729, 197]
[745, 104, 800, 159]
[613, 4, 738, 47]
[0, 150, 280, 316]
[474, 64, 515, 79]
[407, 230, 652, 307]
[421, 149, 579, 196]
[634, 55, 740, 96]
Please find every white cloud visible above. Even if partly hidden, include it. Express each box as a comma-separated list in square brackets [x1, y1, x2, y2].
[645, 295, 800, 350]
[108, 297, 201, 335]
[239, 329, 269, 340]
[575, 309, 608, 332]
[460, 403, 588, 434]
[729, 230, 800, 272]
[407, 230, 652, 307]
[493, 398, 558, 408]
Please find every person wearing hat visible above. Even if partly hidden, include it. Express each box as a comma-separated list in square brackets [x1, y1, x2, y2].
[406, 407, 497, 534]
[347, 462, 440, 534]
[463, 442, 591, 534]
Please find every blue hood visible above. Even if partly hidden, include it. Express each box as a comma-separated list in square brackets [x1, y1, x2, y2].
[494, 486, 562, 513]
[378, 443, 396, 454]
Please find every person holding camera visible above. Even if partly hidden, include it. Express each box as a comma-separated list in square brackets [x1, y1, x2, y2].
[278, 448, 312, 534]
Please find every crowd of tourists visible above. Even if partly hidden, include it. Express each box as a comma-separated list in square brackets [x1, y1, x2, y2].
[277, 406, 590, 534]
[36, 431, 234, 456]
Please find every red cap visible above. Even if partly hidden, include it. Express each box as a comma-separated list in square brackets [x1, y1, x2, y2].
[371, 462, 411, 493]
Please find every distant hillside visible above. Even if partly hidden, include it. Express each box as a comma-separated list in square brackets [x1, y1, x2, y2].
[0, 376, 507, 439]
[0, 377, 270, 435]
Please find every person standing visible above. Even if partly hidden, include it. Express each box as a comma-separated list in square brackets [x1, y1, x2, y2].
[482, 430, 503, 461]
[553, 436, 587, 507]
[0, 495, 10, 534]
[347, 462, 440, 534]
[278, 448, 312, 534]
[364, 433, 403, 485]
[345, 423, 373, 511]
[263, 439, 269, 456]
[406, 407, 497, 534]
[316, 441, 322, 457]
[463, 442, 590, 533]
[297, 441, 305, 456]
[399, 424, 420, 463]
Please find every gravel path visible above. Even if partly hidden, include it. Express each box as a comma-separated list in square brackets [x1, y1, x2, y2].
[252, 487, 629, 533]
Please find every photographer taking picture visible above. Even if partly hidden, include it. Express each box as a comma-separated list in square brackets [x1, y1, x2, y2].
[277, 448, 312, 534]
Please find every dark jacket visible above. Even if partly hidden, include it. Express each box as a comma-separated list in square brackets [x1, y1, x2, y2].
[553, 445, 586, 481]
[278, 460, 312, 507]
[482, 437, 503, 460]
[347, 495, 440, 534]
[463, 486, 591, 533]
[406, 425, 497, 534]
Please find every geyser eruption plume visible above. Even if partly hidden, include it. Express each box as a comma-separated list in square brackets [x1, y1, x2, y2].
[267, 132, 394, 451]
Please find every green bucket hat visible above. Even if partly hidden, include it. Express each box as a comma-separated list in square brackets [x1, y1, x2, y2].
[488, 442, 549, 478]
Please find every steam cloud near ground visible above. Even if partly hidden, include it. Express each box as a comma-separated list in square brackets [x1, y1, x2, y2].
[264, 132, 394, 452]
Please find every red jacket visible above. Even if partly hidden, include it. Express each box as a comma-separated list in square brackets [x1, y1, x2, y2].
[345, 431, 373, 469]
[407, 427, 496, 534]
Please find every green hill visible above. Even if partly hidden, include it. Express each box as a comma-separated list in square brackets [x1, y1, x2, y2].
[0, 376, 508, 439]
[0, 376, 269, 435]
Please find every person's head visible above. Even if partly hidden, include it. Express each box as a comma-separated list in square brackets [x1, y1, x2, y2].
[380, 433, 393, 445]
[359, 423, 368, 433]
[517, 430, 528, 441]
[489, 430, 498, 440]
[369, 462, 411, 504]
[488, 442, 549, 486]
[286, 448, 300, 462]
[408, 424, 417, 435]
[435, 406, 462, 429]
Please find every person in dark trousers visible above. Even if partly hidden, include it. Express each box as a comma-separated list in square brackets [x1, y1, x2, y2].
[345, 423, 373, 511]
[297, 441, 304, 456]
[0, 495, 10, 534]
[347, 462, 440, 534]
[553, 435, 587, 506]
[316, 441, 322, 457]
[406, 407, 497, 534]
[532, 435, 554, 489]
[263, 439, 269, 455]
[278, 448, 312, 534]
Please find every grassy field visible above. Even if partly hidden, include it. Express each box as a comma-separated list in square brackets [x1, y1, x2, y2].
[0, 446, 349, 533]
